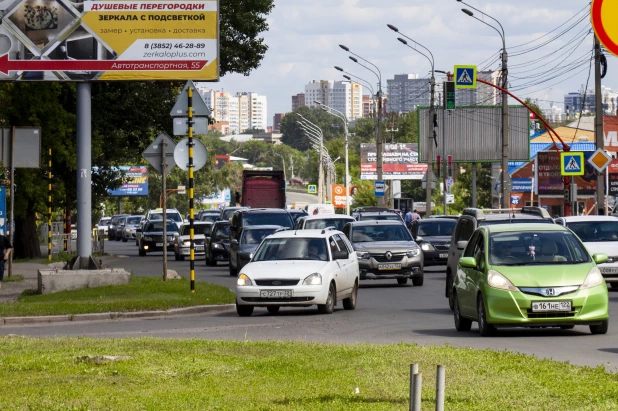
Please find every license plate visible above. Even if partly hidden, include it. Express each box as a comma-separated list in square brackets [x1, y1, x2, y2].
[378, 263, 402, 270]
[600, 267, 618, 274]
[156, 242, 163, 247]
[260, 290, 292, 298]
[195, 246, 204, 251]
[439, 253, 448, 259]
[531, 301, 571, 312]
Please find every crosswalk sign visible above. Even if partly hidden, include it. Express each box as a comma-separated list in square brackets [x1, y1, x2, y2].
[560, 152, 585, 176]
[307, 184, 317, 194]
[454, 65, 477, 89]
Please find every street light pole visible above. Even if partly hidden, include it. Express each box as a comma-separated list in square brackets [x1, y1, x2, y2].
[459, 2, 508, 208]
[297, 114, 326, 203]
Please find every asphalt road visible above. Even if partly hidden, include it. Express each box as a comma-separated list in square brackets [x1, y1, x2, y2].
[5, 239, 618, 370]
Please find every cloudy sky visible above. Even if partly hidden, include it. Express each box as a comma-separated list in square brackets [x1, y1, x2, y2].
[204, 0, 618, 126]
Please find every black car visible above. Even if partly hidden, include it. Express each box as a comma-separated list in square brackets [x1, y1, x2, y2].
[228, 225, 282, 276]
[108, 214, 129, 241]
[206, 221, 231, 266]
[199, 211, 220, 224]
[137, 219, 180, 256]
[219, 206, 250, 222]
[230, 208, 294, 241]
[287, 209, 308, 225]
[408, 218, 456, 267]
[356, 211, 403, 223]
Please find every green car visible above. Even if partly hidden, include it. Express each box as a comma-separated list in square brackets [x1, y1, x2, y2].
[452, 223, 609, 336]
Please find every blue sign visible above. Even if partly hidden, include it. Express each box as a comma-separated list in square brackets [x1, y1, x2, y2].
[307, 185, 317, 194]
[454, 65, 477, 89]
[102, 166, 149, 196]
[0, 186, 5, 235]
[374, 181, 386, 197]
[510, 195, 520, 205]
[511, 178, 533, 193]
[560, 152, 585, 176]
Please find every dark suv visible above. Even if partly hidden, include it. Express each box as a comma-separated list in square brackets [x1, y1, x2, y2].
[445, 206, 554, 309]
[108, 214, 129, 241]
[230, 208, 294, 241]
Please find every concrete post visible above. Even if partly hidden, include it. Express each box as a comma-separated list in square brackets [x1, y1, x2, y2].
[76, 82, 92, 261]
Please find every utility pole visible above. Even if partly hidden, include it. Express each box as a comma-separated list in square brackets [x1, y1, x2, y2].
[426, 74, 436, 217]
[501, 44, 509, 208]
[386, 115, 399, 209]
[376, 88, 385, 207]
[594, 35, 605, 215]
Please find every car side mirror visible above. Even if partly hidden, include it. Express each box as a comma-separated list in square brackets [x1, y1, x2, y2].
[459, 256, 477, 268]
[333, 250, 349, 260]
[456, 240, 468, 250]
[415, 236, 424, 243]
[593, 253, 608, 265]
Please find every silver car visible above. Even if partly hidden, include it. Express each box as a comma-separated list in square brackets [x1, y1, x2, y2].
[121, 215, 145, 242]
[342, 220, 423, 286]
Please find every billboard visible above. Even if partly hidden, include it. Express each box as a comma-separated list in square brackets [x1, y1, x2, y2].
[536, 151, 596, 196]
[360, 143, 428, 180]
[331, 184, 356, 209]
[418, 106, 530, 162]
[107, 166, 149, 196]
[0, 0, 218, 81]
[604, 116, 618, 151]
[608, 159, 618, 195]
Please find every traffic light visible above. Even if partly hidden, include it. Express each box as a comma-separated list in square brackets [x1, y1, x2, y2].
[447, 155, 453, 177]
[436, 156, 441, 178]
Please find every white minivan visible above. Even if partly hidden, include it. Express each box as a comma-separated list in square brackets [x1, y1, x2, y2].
[144, 208, 184, 230]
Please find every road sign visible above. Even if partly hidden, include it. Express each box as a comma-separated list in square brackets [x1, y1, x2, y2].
[560, 152, 585, 176]
[170, 80, 212, 117]
[443, 81, 455, 109]
[307, 185, 317, 194]
[587, 148, 612, 173]
[142, 132, 176, 176]
[178, 186, 186, 195]
[0, 2, 219, 81]
[592, 0, 618, 57]
[510, 195, 520, 205]
[446, 177, 454, 187]
[374, 181, 386, 197]
[446, 194, 454, 204]
[173, 117, 209, 136]
[173, 138, 208, 171]
[454, 65, 477, 89]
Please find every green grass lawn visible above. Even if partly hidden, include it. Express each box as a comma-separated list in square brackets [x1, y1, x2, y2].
[0, 338, 616, 410]
[0, 276, 235, 317]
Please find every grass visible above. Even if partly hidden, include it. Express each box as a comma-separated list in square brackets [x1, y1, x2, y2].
[0, 276, 235, 317]
[2, 275, 23, 282]
[0, 338, 617, 410]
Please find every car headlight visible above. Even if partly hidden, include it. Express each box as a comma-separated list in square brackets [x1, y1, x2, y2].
[487, 269, 518, 291]
[249, 253, 254, 259]
[406, 248, 421, 258]
[125, 228, 131, 232]
[356, 251, 370, 259]
[420, 243, 434, 251]
[303, 273, 322, 285]
[580, 267, 603, 290]
[213, 243, 224, 249]
[143, 236, 153, 241]
[182, 241, 191, 246]
[237, 273, 253, 286]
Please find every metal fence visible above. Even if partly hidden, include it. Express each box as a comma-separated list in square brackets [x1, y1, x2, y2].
[42, 226, 105, 257]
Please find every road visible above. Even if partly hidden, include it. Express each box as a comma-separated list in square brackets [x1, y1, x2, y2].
[6, 239, 618, 370]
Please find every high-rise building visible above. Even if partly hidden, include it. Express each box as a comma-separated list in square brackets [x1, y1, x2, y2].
[386, 74, 432, 113]
[197, 88, 267, 134]
[363, 94, 388, 117]
[304, 80, 363, 120]
[564, 86, 618, 115]
[292, 93, 306, 111]
[273, 113, 285, 132]
[477, 70, 501, 106]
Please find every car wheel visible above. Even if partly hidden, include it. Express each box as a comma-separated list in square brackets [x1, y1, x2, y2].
[229, 263, 237, 276]
[477, 294, 496, 337]
[397, 278, 408, 285]
[174, 252, 179, 261]
[138, 248, 146, 257]
[560, 325, 575, 330]
[208, 257, 217, 267]
[342, 281, 358, 310]
[590, 320, 609, 335]
[447, 272, 455, 310]
[179, 255, 185, 261]
[122, 237, 127, 243]
[318, 282, 336, 314]
[412, 274, 424, 287]
[610, 283, 618, 290]
[267, 306, 280, 314]
[453, 291, 472, 332]
[236, 303, 254, 317]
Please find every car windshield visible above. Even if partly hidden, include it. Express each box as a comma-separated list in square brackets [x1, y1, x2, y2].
[305, 218, 353, 231]
[144, 221, 178, 232]
[98, 218, 110, 225]
[480, 218, 554, 226]
[253, 237, 329, 261]
[244, 213, 293, 228]
[242, 228, 279, 245]
[214, 225, 230, 241]
[352, 225, 412, 243]
[223, 209, 245, 220]
[360, 214, 400, 221]
[186, 224, 212, 235]
[127, 217, 142, 225]
[489, 231, 591, 266]
[149, 212, 181, 222]
[418, 221, 456, 236]
[567, 221, 618, 242]
[200, 215, 218, 223]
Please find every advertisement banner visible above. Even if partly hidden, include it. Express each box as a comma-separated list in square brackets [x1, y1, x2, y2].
[537, 151, 596, 195]
[608, 159, 618, 195]
[511, 178, 533, 193]
[603, 116, 618, 151]
[360, 143, 428, 180]
[0, 0, 218, 81]
[108, 166, 149, 196]
[331, 184, 356, 209]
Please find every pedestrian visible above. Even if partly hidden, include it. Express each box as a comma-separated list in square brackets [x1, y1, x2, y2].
[404, 209, 413, 226]
[0, 233, 12, 289]
[412, 209, 421, 221]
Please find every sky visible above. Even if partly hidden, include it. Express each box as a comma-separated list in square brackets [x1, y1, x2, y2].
[200, 0, 618, 126]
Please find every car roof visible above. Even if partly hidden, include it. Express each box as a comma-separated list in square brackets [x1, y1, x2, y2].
[303, 214, 355, 221]
[558, 216, 618, 222]
[242, 225, 282, 230]
[268, 229, 343, 239]
[485, 223, 568, 234]
[200, 210, 220, 214]
[418, 218, 456, 223]
[288, 209, 307, 213]
[214, 221, 231, 226]
[183, 221, 212, 225]
[238, 208, 289, 214]
[350, 220, 405, 227]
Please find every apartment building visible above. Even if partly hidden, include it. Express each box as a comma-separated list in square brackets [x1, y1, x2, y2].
[197, 87, 268, 134]
[303, 80, 363, 120]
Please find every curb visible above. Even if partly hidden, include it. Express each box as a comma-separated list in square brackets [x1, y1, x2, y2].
[0, 304, 235, 325]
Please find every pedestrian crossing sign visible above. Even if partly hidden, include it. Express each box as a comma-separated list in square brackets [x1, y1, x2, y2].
[454, 65, 477, 89]
[560, 152, 585, 176]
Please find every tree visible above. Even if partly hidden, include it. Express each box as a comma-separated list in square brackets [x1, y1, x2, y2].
[280, 106, 346, 151]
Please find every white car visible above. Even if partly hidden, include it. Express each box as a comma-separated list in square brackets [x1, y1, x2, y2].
[96, 217, 111, 236]
[555, 216, 618, 288]
[235, 228, 360, 316]
[295, 214, 356, 231]
[173, 221, 212, 261]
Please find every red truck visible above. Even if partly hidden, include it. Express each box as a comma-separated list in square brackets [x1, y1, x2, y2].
[241, 170, 286, 209]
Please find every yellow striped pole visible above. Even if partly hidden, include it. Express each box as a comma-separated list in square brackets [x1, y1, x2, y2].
[47, 148, 52, 261]
[188, 86, 195, 292]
